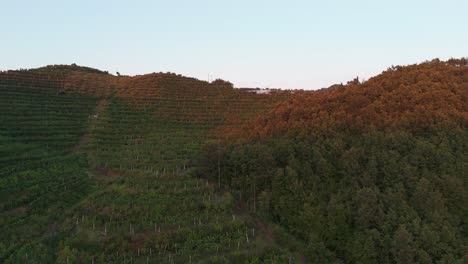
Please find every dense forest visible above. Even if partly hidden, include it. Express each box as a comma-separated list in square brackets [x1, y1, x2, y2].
[199, 59, 468, 263]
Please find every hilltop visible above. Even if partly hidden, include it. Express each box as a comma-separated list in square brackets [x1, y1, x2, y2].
[227, 58, 468, 139]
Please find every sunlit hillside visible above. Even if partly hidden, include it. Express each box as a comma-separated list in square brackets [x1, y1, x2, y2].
[1, 58, 467, 263]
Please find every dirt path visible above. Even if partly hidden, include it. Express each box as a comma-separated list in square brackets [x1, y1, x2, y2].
[234, 199, 310, 263]
[71, 99, 108, 152]
[95, 165, 121, 177]
[70, 99, 122, 177]
[254, 217, 274, 242]
[255, 215, 310, 263]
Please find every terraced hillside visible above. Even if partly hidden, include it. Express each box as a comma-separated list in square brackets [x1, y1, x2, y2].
[0, 73, 97, 262]
[0, 67, 297, 263]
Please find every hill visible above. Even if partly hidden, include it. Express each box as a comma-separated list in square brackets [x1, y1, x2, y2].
[199, 59, 468, 264]
[228, 58, 468, 139]
[1, 59, 466, 263]
[0, 67, 293, 263]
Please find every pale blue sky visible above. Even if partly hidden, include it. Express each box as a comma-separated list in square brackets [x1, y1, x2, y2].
[1, 0, 467, 89]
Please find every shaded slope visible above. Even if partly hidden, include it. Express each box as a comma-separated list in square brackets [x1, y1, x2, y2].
[0, 73, 97, 263]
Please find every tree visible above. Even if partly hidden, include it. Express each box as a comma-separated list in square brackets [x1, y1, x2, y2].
[351, 229, 382, 264]
[211, 79, 233, 89]
[392, 225, 415, 264]
[354, 187, 384, 229]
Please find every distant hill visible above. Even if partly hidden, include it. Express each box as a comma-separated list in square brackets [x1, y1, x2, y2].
[229, 58, 468, 139]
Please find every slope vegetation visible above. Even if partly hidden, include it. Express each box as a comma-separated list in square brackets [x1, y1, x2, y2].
[0, 67, 293, 263]
[230, 58, 467, 139]
[0, 73, 97, 262]
[199, 59, 468, 264]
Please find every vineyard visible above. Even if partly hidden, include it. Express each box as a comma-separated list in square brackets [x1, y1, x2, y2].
[0, 73, 97, 262]
[4, 60, 463, 263]
[0, 67, 299, 263]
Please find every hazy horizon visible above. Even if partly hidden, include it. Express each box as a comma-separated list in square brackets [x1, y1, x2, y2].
[2, 0, 467, 89]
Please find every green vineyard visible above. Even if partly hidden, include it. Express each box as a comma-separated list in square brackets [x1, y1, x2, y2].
[0, 67, 296, 263]
[3, 60, 465, 264]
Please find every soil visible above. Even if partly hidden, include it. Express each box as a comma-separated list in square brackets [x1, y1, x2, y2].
[71, 99, 108, 152]
[95, 166, 121, 177]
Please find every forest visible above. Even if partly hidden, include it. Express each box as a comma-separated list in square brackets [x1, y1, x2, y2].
[199, 59, 468, 263]
[0, 59, 467, 263]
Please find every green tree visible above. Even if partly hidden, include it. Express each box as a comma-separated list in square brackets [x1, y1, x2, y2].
[392, 225, 415, 264]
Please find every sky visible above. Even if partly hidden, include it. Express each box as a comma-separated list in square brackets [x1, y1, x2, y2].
[1, 0, 467, 89]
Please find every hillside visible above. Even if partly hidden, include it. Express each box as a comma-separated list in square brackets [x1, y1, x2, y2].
[0, 68, 293, 263]
[199, 59, 468, 264]
[228, 58, 468, 139]
[1, 59, 467, 263]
